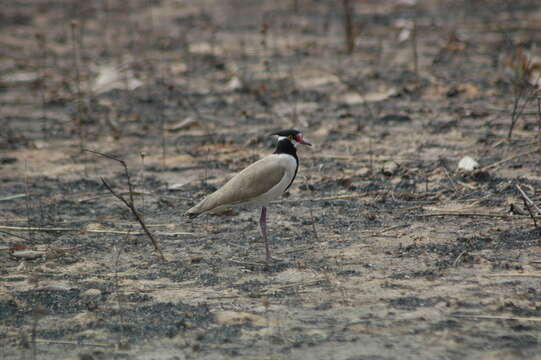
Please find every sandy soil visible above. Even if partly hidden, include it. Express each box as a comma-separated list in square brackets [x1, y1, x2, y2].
[1, 1, 541, 359]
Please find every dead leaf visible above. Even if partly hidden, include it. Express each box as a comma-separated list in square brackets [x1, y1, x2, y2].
[190, 256, 203, 264]
[424, 83, 479, 100]
[1, 72, 39, 84]
[226, 76, 242, 90]
[92, 64, 142, 94]
[442, 33, 466, 52]
[168, 180, 193, 190]
[337, 178, 352, 187]
[165, 117, 199, 132]
[189, 42, 223, 55]
[85, 223, 104, 231]
[11, 250, 45, 260]
[10, 244, 27, 251]
[339, 88, 398, 105]
[215, 311, 267, 326]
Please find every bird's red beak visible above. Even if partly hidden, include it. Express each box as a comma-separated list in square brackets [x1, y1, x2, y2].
[295, 134, 312, 146]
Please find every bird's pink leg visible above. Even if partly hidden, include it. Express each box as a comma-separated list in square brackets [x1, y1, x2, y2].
[259, 206, 271, 264]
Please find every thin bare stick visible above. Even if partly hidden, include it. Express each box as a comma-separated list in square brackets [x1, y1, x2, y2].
[0, 225, 132, 233]
[441, 166, 458, 193]
[31, 312, 37, 360]
[101, 178, 165, 260]
[0, 194, 27, 201]
[368, 136, 373, 173]
[34, 339, 111, 348]
[35, 32, 48, 137]
[516, 184, 541, 214]
[24, 160, 33, 244]
[508, 70, 540, 140]
[377, 224, 410, 235]
[0, 229, 31, 241]
[342, 0, 356, 53]
[452, 314, 541, 322]
[113, 228, 129, 347]
[516, 184, 540, 227]
[70, 21, 85, 152]
[161, 108, 166, 168]
[85, 149, 166, 261]
[84, 150, 134, 202]
[31, 307, 47, 360]
[486, 273, 541, 278]
[421, 211, 539, 219]
[309, 206, 319, 242]
[538, 95, 541, 160]
[411, 20, 418, 79]
[140, 152, 146, 220]
[481, 149, 537, 171]
[453, 250, 467, 268]
[280, 194, 364, 203]
[0, 225, 194, 236]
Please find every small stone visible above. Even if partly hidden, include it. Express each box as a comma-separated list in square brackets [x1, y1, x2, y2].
[379, 114, 412, 123]
[45, 282, 72, 291]
[82, 288, 101, 298]
[458, 156, 479, 171]
[355, 167, 371, 177]
[382, 161, 399, 176]
[11, 250, 45, 260]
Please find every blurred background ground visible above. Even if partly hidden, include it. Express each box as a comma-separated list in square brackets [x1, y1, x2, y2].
[1, 0, 541, 359]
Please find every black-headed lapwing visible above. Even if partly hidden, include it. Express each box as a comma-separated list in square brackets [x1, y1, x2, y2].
[185, 129, 312, 264]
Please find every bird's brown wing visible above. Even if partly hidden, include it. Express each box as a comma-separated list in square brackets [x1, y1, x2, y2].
[185, 155, 287, 215]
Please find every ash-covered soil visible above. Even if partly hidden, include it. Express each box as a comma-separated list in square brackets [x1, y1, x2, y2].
[1, 1, 541, 359]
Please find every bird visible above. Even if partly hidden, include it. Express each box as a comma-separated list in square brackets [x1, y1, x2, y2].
[184, 129, 312, 264]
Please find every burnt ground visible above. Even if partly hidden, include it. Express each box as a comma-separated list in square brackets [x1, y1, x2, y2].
[1, 0, 541, 359]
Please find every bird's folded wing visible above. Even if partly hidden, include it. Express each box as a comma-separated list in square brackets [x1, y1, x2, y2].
[192, 156, 288, 213]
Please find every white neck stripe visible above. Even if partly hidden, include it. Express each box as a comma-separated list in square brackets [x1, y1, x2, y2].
[277, 136, 297, 146]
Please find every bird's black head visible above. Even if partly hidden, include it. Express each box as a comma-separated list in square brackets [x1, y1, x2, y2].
[272, 129, 300, 137]
[271, 129, 312, 146]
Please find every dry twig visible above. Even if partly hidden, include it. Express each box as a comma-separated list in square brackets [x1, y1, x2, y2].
[34, 339, 111, 348]
[0, 194, 27, 202]
[85, 149, 166, 261]
[376, 224, 410, 235]
[342, 0, 356, 54]
[309, 206, 319, 242]
[453, 251, 467, 268]
[486, 273, 541, 278]
[452, 314, 541, 322]
[282, 194, 364, 203]
[70, 21, 85, 151]
[538, 96, 541, 158]
[411, 20, 418, 79]
[24, 160, 33, 243]
[441, 166, 458, 193]
[421, 211, 529, 219]
[0, 225, 193, 237]
[516, 184, 540, 228]
[481, 149, 537, 171]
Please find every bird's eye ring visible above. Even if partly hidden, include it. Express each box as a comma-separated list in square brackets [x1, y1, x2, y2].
[288, 135, 294, 140]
